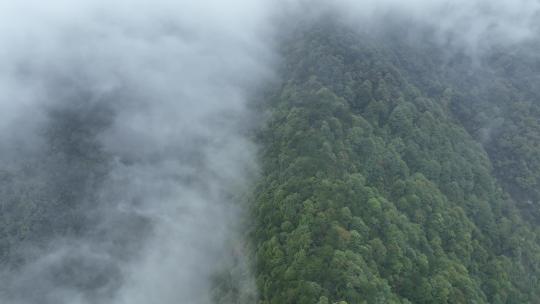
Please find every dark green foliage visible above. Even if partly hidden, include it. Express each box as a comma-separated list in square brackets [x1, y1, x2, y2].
[385, 31, 540, 224]
[253, 20, 540, 303]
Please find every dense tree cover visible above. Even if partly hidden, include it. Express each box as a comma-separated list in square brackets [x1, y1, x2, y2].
[384, 31, 540, 223]
[252, 19, 540, 303]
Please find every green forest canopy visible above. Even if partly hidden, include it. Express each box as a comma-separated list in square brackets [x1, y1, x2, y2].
[250, 19, 540, 304]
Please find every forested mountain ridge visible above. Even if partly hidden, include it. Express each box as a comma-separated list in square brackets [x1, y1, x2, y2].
[384, 29, 540, 224]
[1, 3, 540, 304]
[252, 18, 540, 303]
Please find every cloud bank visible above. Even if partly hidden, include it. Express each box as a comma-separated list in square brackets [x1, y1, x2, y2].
[281, 0, 540, 57]
[0, 1, 273, 303]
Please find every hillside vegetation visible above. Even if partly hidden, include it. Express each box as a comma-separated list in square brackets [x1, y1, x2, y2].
[252, 19, 540, 304]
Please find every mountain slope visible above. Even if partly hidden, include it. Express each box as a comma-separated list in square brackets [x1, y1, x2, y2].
[253, 19, 540, 304]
